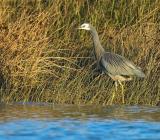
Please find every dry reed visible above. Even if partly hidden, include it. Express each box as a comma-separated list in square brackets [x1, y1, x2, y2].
[0, 0, 159, 105]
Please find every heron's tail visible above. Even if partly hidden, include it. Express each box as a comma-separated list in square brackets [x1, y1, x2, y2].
[134, 68, 145, 78]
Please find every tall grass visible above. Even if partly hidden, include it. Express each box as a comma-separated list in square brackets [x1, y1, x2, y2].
[0, 0, 159, 105]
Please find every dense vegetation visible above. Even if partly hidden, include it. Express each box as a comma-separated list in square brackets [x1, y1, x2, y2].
[0, 0, 159, 105]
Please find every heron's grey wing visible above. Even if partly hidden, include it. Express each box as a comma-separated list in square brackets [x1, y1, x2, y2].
[100, 52, 145, 77]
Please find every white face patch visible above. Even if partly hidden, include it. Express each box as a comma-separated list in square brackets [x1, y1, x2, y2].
[79, 23, 91, 30]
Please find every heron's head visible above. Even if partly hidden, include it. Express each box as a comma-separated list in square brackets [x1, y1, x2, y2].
[78, 23, 91, 31]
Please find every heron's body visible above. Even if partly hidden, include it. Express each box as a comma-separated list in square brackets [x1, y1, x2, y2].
[78, 23, 145, 104]
[99, 52, 145, 79]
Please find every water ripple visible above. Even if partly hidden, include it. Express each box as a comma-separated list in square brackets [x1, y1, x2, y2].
[0, 103, 159, 140]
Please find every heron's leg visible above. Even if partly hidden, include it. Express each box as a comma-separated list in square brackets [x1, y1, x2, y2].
[118, 80, 124, 104]
[109, 81, 117, 105]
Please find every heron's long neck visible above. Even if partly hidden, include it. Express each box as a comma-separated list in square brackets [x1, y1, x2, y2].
[90, 28, 105, 60]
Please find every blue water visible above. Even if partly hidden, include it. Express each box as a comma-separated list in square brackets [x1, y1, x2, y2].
[0, 104, 159, 140]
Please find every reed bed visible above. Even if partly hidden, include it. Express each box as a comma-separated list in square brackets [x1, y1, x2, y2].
[0, 0, 159, 105]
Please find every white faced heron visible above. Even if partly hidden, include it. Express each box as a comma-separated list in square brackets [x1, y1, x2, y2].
[78, 23, 145, 104]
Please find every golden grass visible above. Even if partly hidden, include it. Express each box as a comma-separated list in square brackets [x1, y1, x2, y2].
[0, 0, 159, 105]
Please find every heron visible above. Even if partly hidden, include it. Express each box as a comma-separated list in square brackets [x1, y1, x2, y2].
[78, 23, 145, 104]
